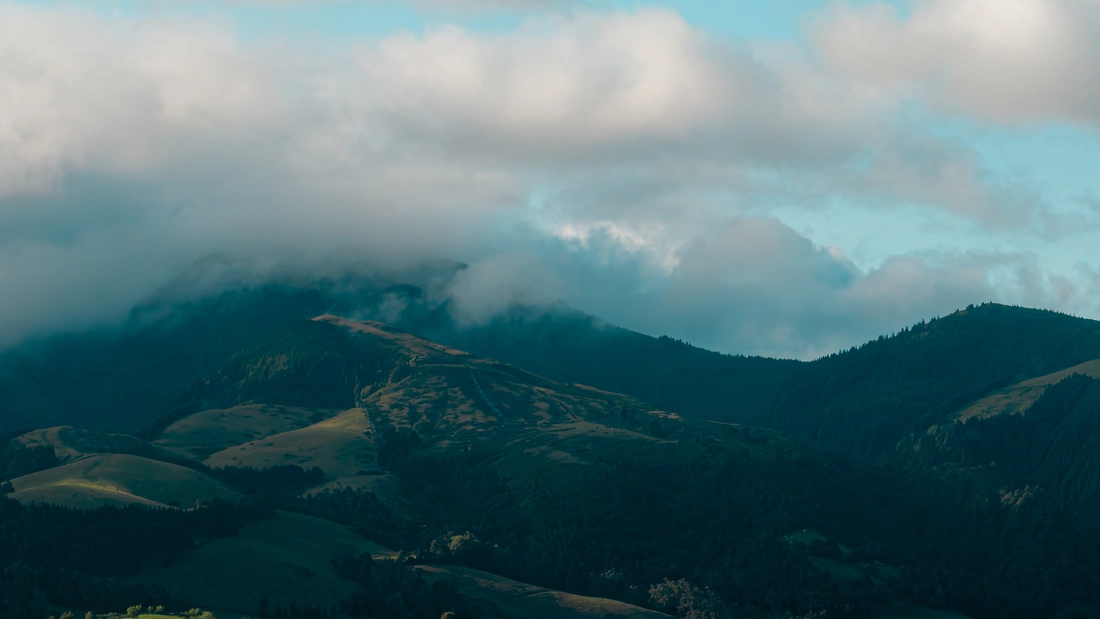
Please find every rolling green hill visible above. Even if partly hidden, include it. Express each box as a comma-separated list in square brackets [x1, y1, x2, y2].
[155, 404, 340, 460]
[7, 453, 242, 509]
[16, 426, 179, 464]
[203, 408, 377, 485]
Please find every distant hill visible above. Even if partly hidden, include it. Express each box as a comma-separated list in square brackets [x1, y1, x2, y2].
[0, 271, 797, 435]
[759, 303, 1100, 461]
[406, 305, 799, 427]
[405, 302, 1100, 467]
[7, 453, 242, 509]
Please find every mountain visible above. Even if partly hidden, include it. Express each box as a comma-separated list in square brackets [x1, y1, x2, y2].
[0, 266, 796, 436]
[9, 307, 1100, 618]
[8, 269, 1100, 618]
[407, 305, 799, 427]
[412, 302, 1100, 465]
[759, 303, 1100, 461]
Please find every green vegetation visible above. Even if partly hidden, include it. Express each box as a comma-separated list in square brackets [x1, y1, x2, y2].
[414, 565, 671, 618]
[6, 454, 243, 510]
[203, 408, 376, 487]
[11, 288, 1100, 619]
[132, 511, 383, 612]
[952, 357, 1100, 421]
[15, 427, 179, 465]
[763, 303, 1100, 461]
[155, 404, 340, 460]
[0, 285, 341, 432]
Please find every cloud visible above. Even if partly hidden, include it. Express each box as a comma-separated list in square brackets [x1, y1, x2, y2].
[811, 0, 1100, 126]
[0, 2, 1096, 357]
[445, 216, 1094, 359]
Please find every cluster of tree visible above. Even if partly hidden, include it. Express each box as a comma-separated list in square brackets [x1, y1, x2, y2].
[0, 496, 270, 617]
[376, 426, 425, 468]
[351, 383, 1100, 619]
[763, 303, 1100, 461]
[892, 373, 1100, 618]
[0, 285, 342, 433]
[210, 464, 325, 494]
[42, 606, 214, 619]
[0, 441, 59, 481]
[648, 578, 739, 619]
[296, 485, 410, 552]
[357, 429, 894, 619]
[251, 559, 478, 619]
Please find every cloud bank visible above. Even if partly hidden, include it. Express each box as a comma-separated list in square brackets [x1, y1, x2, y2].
[1, 1, 1099, 358]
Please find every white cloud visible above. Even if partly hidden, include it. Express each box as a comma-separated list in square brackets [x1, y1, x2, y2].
[446, 217, 1092, 359]
[812, 0, 1100, 126]
[0, 2, 1096, 356]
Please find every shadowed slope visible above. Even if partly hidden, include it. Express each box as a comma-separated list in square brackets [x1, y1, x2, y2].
[132, 510, 387, 613]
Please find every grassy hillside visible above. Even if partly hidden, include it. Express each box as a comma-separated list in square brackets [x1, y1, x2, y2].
[155, 404, 339, 460]
[953, 358, 1100, 421]
[16, 426, 178, 463]
[7, 454, 242, 509]
[203, 408, 376, 485]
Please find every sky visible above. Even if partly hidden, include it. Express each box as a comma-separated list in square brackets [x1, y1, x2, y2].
[2, 0, 1100, 359]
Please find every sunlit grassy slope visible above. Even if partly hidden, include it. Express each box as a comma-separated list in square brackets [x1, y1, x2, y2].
[7, 453, 242, 509]
[156, 403, 340, 460]
[202, 407, 377, 483]
[953, 358, 1100, 421]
